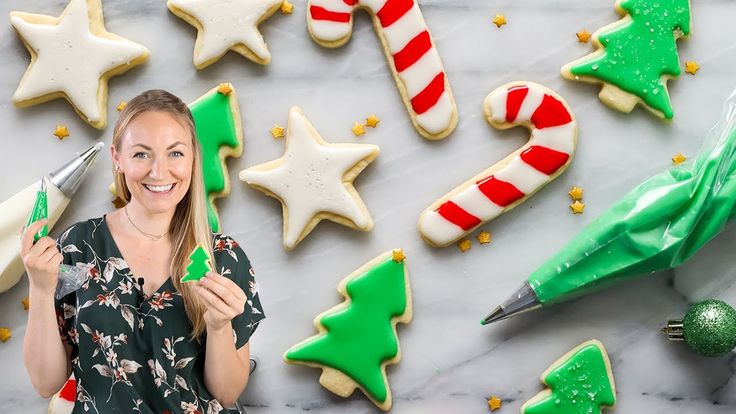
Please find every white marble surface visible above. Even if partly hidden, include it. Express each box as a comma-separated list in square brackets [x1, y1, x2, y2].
[1, 0, 735, 412]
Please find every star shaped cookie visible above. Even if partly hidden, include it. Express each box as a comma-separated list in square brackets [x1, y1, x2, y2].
[168, 0, 283, 68]
[240, 107, 379, 250]
[10, 0, 149, 129]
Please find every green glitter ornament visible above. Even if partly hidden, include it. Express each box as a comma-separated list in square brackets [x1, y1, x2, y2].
[662, 300, 736, 357]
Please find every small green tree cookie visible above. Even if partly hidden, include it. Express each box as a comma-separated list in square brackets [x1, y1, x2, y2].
[522, 340, 616, 414]
[562, 0, 691, 119]
[180, 243, 213, 283]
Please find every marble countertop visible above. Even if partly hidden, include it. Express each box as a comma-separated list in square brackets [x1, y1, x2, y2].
[1, 0, 735, 412]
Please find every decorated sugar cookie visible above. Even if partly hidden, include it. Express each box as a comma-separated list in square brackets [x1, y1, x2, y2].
[307, 0, 457, 140]
[522, 340, 616, 414]
[111, 83, 243, 233]
[419, 82, 577, 247]
[561, 0, 692, 119]
[239, 107, 379, 250]
[10, 0, 149, 129]
[284, 249, 412, 411]
[180, 243, 213, 283]
[168, 0, 283, 68]
[48, 376, 76, 414]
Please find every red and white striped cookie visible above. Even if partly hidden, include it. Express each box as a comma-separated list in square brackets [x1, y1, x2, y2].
[308, 0, 457, 140]
[48, 377, 76, 414]
[419, 81, 578, 247]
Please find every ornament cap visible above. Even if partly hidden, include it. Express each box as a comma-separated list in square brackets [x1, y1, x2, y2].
[662, 319, 685, 341]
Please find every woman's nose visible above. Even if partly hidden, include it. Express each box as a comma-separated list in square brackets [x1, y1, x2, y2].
[148, 157, 168, 179]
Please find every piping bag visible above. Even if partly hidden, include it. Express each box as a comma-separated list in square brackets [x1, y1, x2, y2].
[484, 89, 736, 324]
[0, 142, 104, 293]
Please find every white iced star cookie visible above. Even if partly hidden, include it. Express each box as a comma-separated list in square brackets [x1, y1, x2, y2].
[168, 0, 284, 68]
[10, 0, 149, 129]
[240, 107, 380, 250]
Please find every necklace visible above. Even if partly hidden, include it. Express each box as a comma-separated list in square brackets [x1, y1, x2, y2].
[124, 206, 168, 241]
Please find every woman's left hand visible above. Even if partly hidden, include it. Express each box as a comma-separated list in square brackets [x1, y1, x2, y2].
[192, 272, 247, 332]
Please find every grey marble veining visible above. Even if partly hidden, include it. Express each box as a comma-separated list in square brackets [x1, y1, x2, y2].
[1, 0, 735, 413]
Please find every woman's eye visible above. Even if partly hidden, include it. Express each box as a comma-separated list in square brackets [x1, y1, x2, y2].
[170, 151, 184, 157]
[133, 152, 148, 159]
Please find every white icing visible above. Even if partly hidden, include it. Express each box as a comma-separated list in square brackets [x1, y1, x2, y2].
[10, 0, 148, 125]
[309, 19, 352, 42]
[397, 47, 443, 97]
[451, 184, 504, 221]
[168, 0, 282, 65]
[381, 3, 424, 54]
[515, 86, 546, 121]
[415, 91, 454, 134]
[419, 82, 576, 246]
[420, 211, 465, 244]
[307, 0, 456, 137]
[240, 108, 378, 249]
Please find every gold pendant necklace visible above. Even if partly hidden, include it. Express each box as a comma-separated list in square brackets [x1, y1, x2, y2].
[124, 206, 168, 241]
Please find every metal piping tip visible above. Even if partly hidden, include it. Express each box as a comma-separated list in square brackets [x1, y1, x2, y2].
[48, 142, 105, 197]
[481, 306, 507, 325]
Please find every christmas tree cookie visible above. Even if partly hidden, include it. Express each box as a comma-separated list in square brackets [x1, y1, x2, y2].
[561, 0, 692, 119]
[522, 340, 616, 414]
[180, 244, 213, 283]
[284, 249, 412, 411]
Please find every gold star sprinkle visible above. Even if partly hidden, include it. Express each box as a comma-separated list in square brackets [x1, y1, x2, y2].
[392, 249, 406, 263]
[492, 14, 507, 28]
[476, 231, 492, 245]
[570, 200, 585, 214]
[351, 122, 366, 137]
[217, 83, 233, 95]
[53, 125, 69, 140]
[280, 0, 293, 14]
[488, 396, 502, 411]
[672, 153, 687, 165]
[684, 61, 700, 75]
[366, 114, 380, 128]
[568, 186, 584, 201]
[22, 296, 30, 311]
[270, 125, 285, 139]
[458, 239, 472, 252]
[0, 328, 11, 342]
[116, 100, 127, 111]
[576, 30, 592, 43]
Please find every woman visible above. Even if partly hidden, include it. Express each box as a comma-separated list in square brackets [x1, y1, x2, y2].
[21, 90, 264, 413]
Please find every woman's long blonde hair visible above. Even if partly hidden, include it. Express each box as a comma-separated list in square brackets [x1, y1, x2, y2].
[112, 89, 212, 340]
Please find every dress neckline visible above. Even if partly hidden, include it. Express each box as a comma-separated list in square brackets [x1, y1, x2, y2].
[101, 214, 174, 298]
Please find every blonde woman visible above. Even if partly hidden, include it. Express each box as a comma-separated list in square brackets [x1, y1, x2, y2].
[21, 90, 264, 413]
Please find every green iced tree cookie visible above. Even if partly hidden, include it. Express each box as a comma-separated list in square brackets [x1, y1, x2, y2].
[180, 244, 213, 283]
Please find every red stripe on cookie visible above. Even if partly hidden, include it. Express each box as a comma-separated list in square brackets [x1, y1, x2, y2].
[520, 146, 570, 175]
[377, 0, 414, 27]
[436, 201, 481, 231]
[343, 0, 358, 5]
[530, 94, 572, 129]
[410, 73, 445, 114]
[59, 379, 77, 402]
[476, 176, 525, 207]
[505, 85, 529, 123]
[310, 5, 352, 22]
[393, 31, 431, 72]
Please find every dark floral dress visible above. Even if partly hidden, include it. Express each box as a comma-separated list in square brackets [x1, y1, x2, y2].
[54, 216, 265, 414]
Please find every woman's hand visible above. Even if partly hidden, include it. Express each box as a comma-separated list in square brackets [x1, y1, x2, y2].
[192, 272, 247, 332]
[20, 219, 62, 297]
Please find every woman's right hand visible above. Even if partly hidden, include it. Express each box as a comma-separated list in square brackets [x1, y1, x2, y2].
[21, 219, 63, 297]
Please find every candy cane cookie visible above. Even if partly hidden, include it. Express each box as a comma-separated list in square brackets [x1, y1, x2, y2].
[419, 82, 578, 247]
[308, 0, 457, 140]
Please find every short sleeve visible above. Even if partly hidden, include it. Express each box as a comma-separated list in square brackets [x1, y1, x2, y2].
[212, 236, 265, 350]
[54, 222, 86, 354]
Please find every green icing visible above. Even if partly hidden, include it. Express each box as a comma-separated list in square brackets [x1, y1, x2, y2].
[285, 255, 409, 403]
[524, 343, 615, 414]
[26, 184, 48, 242]
[528, 120, 736, 305]
[180, 244, 212, 283]
[568, 0, 691, 119]
[188, 88, 241, 233]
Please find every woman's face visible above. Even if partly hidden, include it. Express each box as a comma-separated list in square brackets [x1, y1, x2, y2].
[113, 111, 194, 215]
